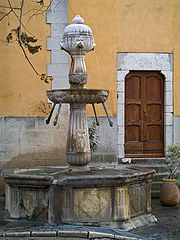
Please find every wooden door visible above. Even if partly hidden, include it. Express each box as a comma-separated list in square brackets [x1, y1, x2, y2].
[125, 71, 164, 157]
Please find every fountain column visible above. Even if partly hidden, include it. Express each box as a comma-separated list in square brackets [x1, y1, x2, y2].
[60, 15, 96, 171]
[66, 103, 91, 169]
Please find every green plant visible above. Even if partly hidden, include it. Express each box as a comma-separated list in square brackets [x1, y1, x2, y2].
[165, 142, 180, 179]
[88, 121, 100, 152]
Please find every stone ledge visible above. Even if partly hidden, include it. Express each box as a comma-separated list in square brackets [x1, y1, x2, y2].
[31, 231, 57, 237]
[5, 232, 30, 237]
[114, 235, 138, 240]
[89, 232, 114, 239]
[0, 231, 140, 239]
[57, 230, 88, 238]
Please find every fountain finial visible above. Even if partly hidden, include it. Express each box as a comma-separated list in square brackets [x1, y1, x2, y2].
[72, 15, 84, 24]
[60, 15, 96, 88]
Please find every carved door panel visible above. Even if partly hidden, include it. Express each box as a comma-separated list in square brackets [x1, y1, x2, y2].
[125, 71, 164, 157]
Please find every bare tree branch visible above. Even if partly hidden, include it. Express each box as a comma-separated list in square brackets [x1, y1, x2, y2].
[7, 0, 35, 37]
[0, 6, 21, 10]
[26, 0, 53, 25]
[18, 0, 25, 46]
[17, 0, 41, 76]
[0, 9, 12, 21]
[18, 0, 24, 43]
[0, 0, 53, 83]
[26, 5, 44, 25]
[19, 43, 40, 76]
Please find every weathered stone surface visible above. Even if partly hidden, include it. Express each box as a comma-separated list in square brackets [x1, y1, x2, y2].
[66, 103, 91, 167]
[129, 182, 147, 218]
[2, 165, 155, 230]
[48, 183, 62, 224]
[47, 89, 109, 104]
[57, 230, 88, 238]
[5, 232, 30, 237]
[114, 235, 138, 240]
[0, 114, 69, 196]
[114, 187, 129, 220]
[73, 188, 111, 222]
[2, 168, 53, 219]
[89, 231, 114, 239]
[31, 231, 57, 237]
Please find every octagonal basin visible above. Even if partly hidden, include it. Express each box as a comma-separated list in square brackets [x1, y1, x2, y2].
[47, 89, 109, 104]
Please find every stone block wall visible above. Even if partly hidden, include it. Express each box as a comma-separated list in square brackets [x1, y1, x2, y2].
[87, 116, 118, 166]
[174, 116, 180, 143]
[0, 105, 69, 195]
[0, 112, 118, 196]
[46, 0, 69, 90]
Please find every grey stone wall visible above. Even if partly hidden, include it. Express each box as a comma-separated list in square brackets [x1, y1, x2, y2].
[0, 106, 69, 195]
[87, 116, 118, 166]
[0, 112, 69, 168]
[47, 0, 69, 90]
[0, 115, 118, 169]
[0, 113, 118, 195]
[174, 116, 180, 143]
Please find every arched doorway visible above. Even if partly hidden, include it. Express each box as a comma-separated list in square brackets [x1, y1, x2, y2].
[117, 52, 173, 160]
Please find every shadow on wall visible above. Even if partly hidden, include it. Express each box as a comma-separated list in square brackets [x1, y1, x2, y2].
[87, 116, 118, 166]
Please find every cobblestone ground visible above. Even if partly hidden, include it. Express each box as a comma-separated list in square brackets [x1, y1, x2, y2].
[0, 198, 180, 239]
[130, 199, 180, 239]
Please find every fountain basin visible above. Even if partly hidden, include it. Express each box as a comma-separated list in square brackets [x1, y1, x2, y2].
[47, 89, 109, 104]
[2, 165, 156, 230]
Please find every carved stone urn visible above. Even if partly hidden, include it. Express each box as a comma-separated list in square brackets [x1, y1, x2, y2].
[60, 15, 96, 88]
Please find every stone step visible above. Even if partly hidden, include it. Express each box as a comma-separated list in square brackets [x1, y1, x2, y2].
[152, 190, 161, 199]
[121, 158, 179, 198]
[154, 172, 169, 181]
[130, 164, 167, 174]
[128, 158, 168, 198]
[130, 158, 165, 165]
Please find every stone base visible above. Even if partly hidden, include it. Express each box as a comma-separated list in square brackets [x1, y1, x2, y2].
[2, 165, 156, 230]
[107, 214, 157, 231]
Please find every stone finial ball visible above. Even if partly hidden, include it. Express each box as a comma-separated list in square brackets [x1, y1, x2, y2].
[60, 14, 96, 54]
[72, 15, 84, 24]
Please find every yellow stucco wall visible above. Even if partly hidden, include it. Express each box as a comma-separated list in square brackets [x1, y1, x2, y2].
[1, 0, 180, 116]
[69, 0, 180, 116]
[0, 0, 51, 116]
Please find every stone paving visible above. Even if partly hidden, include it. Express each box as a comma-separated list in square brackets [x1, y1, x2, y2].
[130, 199, 180, 239]
[0, 197, 180, 239]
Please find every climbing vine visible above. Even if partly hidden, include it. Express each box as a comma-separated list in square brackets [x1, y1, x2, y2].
[88, 121, 100, 152]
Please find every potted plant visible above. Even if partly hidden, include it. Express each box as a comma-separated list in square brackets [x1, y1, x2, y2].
[160, 142, 180, 206]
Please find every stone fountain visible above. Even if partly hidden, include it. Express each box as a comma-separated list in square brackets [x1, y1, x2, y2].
[47, 15, 109, 173]
[2, 16, 157, 230]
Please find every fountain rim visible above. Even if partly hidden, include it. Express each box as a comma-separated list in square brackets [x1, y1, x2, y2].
[47, 88, 109, 104]
[47, 88, 109, 92]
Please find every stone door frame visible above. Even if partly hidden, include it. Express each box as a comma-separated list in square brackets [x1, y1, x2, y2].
[117, 53, 173, 159]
